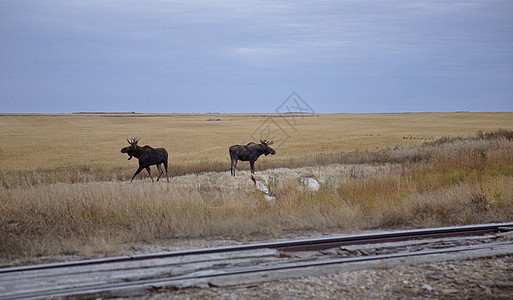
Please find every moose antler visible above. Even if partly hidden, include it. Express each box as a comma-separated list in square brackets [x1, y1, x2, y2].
[127, 137, 140, 146]
[260, 139, 274, 145]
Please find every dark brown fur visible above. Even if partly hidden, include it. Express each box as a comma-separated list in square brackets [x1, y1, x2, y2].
[229, 140, 275, 176]
[121, 138, 169, 182]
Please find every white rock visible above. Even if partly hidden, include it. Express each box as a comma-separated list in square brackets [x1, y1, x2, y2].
[301, 177, 320, 191]
[422, 284, 435, 292]
[255, 180, 270, 194]
[264, 195, 276, 202]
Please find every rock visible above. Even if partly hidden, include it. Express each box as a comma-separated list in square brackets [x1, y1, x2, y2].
[422, 283, 435, 292]
[264, 194, 276, 202]
[441, 288, 459, 295]
[301, 177, 320, 191]
[255, 180, 269, 194]
[251, 176, 274, 203]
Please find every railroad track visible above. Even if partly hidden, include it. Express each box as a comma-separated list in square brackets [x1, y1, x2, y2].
[1, 222, 513, 299]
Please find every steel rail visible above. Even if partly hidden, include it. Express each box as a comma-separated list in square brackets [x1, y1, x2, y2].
[1, 222, 512, 274]
[4, 240, 513, 300]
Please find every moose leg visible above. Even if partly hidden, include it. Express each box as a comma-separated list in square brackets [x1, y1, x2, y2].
[146, 167, 154, 182]
[231, 159, 238, 176]
[163, 160, 169, 182]
[250, 161, 255, 174]
[156, 163, 163, 182]
[131, 166, 145, 182]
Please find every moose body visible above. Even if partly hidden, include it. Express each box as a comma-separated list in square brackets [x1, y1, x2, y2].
[121, 138, 169, 182]
[229, 140, 275, 176]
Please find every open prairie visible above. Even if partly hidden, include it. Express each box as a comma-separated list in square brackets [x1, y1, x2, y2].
[1, 112, 512, 173]
[1, 113, 513, 264]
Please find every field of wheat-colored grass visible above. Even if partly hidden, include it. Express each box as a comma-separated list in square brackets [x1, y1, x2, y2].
[1, 112, 512, 174]
[1, 113, 512, 265]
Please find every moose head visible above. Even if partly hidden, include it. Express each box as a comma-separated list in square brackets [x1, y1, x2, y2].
[259, 139, 276, 156]
[121, 137, 140, 160]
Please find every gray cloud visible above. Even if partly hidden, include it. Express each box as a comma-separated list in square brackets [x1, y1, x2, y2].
[1, 0, 511, 113]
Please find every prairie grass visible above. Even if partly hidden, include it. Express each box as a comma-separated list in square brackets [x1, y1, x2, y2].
[1, 112, 512, 173]
[1, 113, 513, 265]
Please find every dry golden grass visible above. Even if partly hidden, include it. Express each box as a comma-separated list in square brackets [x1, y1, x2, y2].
[1, 113, 513, 264]
[1, 112, 512, 173]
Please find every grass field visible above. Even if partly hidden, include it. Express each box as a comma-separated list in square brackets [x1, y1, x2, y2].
[1, 112, 512, 265]
[1, 112, 512, 173]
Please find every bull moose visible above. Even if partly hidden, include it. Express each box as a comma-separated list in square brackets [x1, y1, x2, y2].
[121, 137, 169, 182]
[229, 140, 276, 176]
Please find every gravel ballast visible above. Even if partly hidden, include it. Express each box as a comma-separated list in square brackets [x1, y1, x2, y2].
[142, 255, 513, 299]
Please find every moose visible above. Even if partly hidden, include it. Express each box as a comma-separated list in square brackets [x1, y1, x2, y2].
[229, 140, 276, 176]
[121, 137, 169, 182]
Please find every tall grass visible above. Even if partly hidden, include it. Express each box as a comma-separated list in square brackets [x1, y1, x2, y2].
[1, 130, 512, 265]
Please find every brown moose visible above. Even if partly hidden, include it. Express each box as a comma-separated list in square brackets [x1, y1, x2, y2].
[229, 140, 276, 176]
[121, 137, 169, 182]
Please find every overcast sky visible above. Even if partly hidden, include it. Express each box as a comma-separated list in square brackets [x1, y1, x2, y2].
[1, 1, 512, 113]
